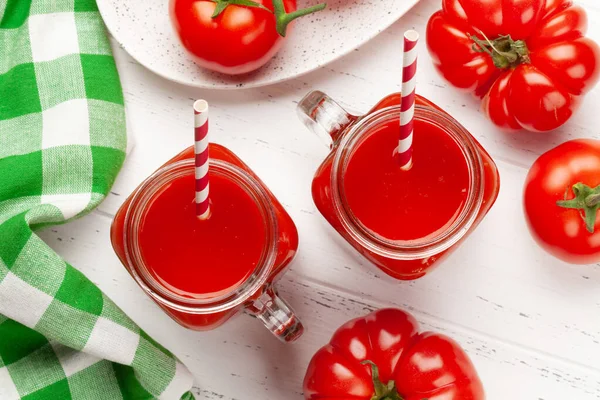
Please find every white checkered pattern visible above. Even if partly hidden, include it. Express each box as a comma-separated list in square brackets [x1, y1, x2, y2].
[83, 318, 140, 365]
[50, 342, 101, 377]
[0, 367, 20, 400]
[0, 272, 53, 329]
[29, 13, 79, 62]
[159, 358, 195, 400]
[41, 193, 92, 220]
[42, 100, 91, 148]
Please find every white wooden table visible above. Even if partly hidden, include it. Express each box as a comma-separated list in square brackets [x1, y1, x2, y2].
[41, 0, 600, 398]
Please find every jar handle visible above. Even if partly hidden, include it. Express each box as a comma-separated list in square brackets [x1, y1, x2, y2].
[297, 90, 357, 148]
[245, 285, 304, 343]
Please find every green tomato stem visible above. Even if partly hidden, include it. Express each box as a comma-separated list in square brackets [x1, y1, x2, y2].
[556, 182, 600, 233]
[211, 0, 272, 18]
[271, 0, 326, 37]
[470, 30, 530, 69]
[361, 361, 404, 400]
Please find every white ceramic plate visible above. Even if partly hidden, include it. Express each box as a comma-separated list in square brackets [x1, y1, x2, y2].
[98, 0, 421, 89]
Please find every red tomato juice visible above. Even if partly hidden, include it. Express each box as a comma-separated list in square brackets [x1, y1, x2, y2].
[343, 118, 470, 241]
[138, 171, 267, 299]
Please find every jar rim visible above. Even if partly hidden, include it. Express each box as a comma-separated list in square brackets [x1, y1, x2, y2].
[122, 158, 279, 314]
[331, 104, 485, 260]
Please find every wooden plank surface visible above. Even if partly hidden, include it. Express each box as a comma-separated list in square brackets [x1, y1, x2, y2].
[39, 0, 600, 398]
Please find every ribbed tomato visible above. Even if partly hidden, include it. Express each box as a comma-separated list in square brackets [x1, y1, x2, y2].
[427, 0, 600, 132]
[304, 309, 484, 400]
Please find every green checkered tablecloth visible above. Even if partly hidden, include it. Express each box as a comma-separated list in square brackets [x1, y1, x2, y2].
[0, 0, 194, 398]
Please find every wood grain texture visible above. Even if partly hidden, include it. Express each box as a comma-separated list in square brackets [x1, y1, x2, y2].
[39, 0, 600, 398]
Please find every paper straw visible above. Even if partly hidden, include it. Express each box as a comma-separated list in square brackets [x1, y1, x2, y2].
[397, 30, 419, 170]
[194, 100, 210, 219]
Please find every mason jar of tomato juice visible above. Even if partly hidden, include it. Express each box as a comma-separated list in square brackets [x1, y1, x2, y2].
[111, 144, 303, 342]
[298, 92, 500, 280]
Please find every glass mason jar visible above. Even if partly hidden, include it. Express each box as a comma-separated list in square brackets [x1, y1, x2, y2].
[111, 144, 303, 342]
[298, 92, 500, 280]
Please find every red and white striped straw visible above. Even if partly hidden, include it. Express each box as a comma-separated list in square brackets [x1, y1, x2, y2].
[194, 100, 210, 219]
[397, 30, 419, 170]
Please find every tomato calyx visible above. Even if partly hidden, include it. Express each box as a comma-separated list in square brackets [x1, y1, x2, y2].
[210, 0, 326, 37]
[271, 0, 326, 37]
[211, 0, 271, 18]
[557, 183, 600, 233]
[471, 30, 530, 69]
[361, 361, 404, 400]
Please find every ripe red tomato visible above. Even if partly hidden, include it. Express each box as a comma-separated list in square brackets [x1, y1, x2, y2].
[524, 140, 600, 264]
[427, 0, 600, 132]
[170, 0, 323, 75]
[304, 309, 484, 400]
